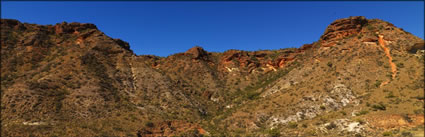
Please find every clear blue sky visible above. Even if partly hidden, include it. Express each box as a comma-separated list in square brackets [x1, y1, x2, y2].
[2, 2, 424, 57]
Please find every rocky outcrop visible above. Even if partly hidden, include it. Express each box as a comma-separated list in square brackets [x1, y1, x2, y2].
[320, 16, 368, 47]
[54, 22, 97, 35]
[218, 49, 298, 73]
[269, 84, 358, 127]
[0, 19, 27, 31]
[113, 38, 131, 51]
[319, 119, 367, 135]
[185, 46, 208, 59]
[408, 42, 425, 53]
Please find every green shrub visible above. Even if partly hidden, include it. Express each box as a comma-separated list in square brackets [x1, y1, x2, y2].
[357, 110, 369, 116]
[382, 131, 392, 136]
[355, 118, 365, 124]
[374, 80, 382, 88]
[371, 103, 386, 111]
[267, 128, 281, 137]
[386, 92, 396, 98]
[246, 91, 260, 100]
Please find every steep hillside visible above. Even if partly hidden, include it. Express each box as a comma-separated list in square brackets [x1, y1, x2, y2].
[1, 16, 424, 137]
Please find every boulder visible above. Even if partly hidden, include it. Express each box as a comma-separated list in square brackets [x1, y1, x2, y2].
[184, 46, 208, 59]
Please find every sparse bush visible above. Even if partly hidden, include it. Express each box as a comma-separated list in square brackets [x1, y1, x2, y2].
[401, 131, 413, 137]
[386, 91, 396, 98]
[414, 109, 424, 114]
[288, 121, 298, 128]
[382, 131, 392, 136]
[367, 25, 376, 31]
[145, 121, 154, 127]
[355, 118, 365, 124]
[377, 60, 384, 66]
[246, 91, 260, 100]
[267, 128, 281, 137]
[366, 102, 371, 107]
[397, 63, 404, 68]
[357, 110, 369, 116]
[371, 103, 386, 111]
[327, 62, 333, 68]
[378, 25, 384, 30]
[414, 96, 425, 100]
[306, 130, 317, 136]
[374, 80, 382, 88]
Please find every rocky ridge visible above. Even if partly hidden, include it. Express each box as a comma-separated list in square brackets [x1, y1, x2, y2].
[1, 16, 424, 136]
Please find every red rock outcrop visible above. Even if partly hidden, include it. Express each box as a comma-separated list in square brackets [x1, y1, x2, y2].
[217, 49, 299, 73]
[54, 22, 97, 35]
[320, 16, 368, 47]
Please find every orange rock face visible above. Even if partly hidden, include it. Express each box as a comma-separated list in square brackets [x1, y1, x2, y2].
[320, 16, 368, 47]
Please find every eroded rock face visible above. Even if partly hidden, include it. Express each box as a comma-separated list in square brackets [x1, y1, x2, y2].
[268, 84, 358, 127]
[113, 38, 131, 51]
[408, 42, 425, 53]
[320, 16, 368, 47]
[54, 22, 97, 35]
[185, 46, 208, 59]
[218, 49, 298, 73]
[0, 19, 26, 31]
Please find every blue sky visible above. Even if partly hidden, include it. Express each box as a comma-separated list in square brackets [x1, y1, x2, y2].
[2, 2, 424, 57]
